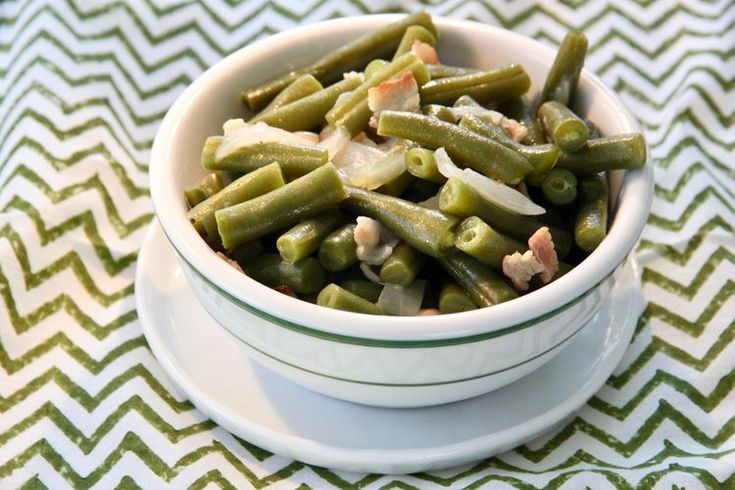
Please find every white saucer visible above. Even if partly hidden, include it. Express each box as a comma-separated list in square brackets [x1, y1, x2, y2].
[135, 221, 643, 474]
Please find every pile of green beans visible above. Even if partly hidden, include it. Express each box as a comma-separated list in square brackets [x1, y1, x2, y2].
[184, 13, 646, 316]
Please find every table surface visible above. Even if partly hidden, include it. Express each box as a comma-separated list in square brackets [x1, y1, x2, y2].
[0, 0, 732, 488]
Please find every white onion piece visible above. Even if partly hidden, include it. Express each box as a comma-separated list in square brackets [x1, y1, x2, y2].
[377, 280, 426, 316]
[294, 131, 320, 144]
[216, 121, 317, 161]
[434, 148, 545, 216]
[318, 125, 351, 160]
[449, 106, 504, 125]
[361, 152, 406, 190]
[359, 262, 383, 284]
[222, 118, 247, 135]
[332, 141, 387, 187]
[354, 216, 399, 265]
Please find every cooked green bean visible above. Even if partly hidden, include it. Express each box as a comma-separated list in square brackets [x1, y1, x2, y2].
[184, 187, 207, 208]
[326, 52, 429, 135]
[318, 223, 358, 271]
[343, 186, 459, 258]
[241, 11, 437, 110]
[574, 174, 608, 252]
[199, 172, 225, 197]
[244, 254, 327, 294]
[404, 148, 445, 183]
[187, 162, 286, 244]
[317, 283, 385, 315]
[393, 25, 436, 59]
[339, 279, 383, 303]
[498, 97, 546, 145]
[375, 171, 414, 197]
[227, 240, 264, 264]
[377, 111, 532, 184]
[364, 59, 389, 79]
[255, 74, 323, 118]
[420, 64, 531, 106]
[427, 64, 478, 79]
[440, 250, 518, 307]
[541, 168, 577, 205]
[439, 177, 572, 258]
[379, 243, 425, 286]
[422, 104, 456, 122]
[538, 100, 589, 152]
[216, 163, 348, 249]
[276, 209, 345, 263]
[249, 73, 362, 131]
[540, 30, 588, 106]
[454, 216, 526, 269]
[439, 282, 477, 314]
[556, 133, 647, 174]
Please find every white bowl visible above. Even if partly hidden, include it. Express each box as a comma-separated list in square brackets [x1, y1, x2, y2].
[149, 14, 653, 408]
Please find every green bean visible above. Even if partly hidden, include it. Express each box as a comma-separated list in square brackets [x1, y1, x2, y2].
[199, 172, 225, 197]
[538, 101, 589, 152]
[343, 186, 459, 258]
[454, 216, 526, 269]
[249, 74, 362, 131]
[422, 104, 456, 122]
[379, 244, 426, 286]
[317, 283, 385, 315]
[364, 59, 389, 79]
[420, 64, 531, 106]
[326, 52, 429, 136]
[202, 137, 328, 179]
[244, 254, 327, 294]
[440, 250, 518, 307]
[452, 94, 482, 108]
[255, 74, 323, 118]
[574, 174, 608, 252]
[339, 279, 383, 303]
[555, 133, 647, 174]
[377, 111, 532, 184]
[216, 163, 348, 249]
[184, 187, 207, 208]
[439, 282, 477, 314]
[541, 168, 577, 205]
[187, 162, 286, 245]
[439, 177, 572, 258]
[375, 171, 414, 197]
[318, 223, 358, 272]
[403, 178, 441, 202]
[393, 25, 436, 59]
[404, 147, 445, 183]
[276, 209, 345, 263]
[227, 240, 264, 265]
[498, 97, 546, 145]
[241, 11, 437, 110]
[540, 30, 588, 106]
[427, 64, 478, 79]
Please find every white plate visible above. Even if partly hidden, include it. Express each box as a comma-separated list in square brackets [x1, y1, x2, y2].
[135, 221, 643, 474]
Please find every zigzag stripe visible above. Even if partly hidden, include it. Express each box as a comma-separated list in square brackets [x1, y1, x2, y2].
[639, 217, 733, 264]
[655, 162, 735, 205]
[642, 248, 734, 299]
[647, 189, 735, 232]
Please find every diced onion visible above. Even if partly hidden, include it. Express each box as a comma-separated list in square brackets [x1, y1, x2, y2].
[216, 120, 317, 161]
[333, 142, 405, 190]
[434, 148, 545, 216]
[449, 106, 504, 125]
[319, 125, 351, 160]
[359, 262, 383, 284]
[377, 280, 426, 316]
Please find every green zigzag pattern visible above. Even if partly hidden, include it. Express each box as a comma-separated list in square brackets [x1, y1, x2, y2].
[0, 0, 733, 487]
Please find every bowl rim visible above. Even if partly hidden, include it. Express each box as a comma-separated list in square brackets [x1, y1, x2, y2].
[150, 13, 654, 342]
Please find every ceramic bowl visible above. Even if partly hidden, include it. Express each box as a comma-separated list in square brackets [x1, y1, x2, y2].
[149, 14, 653, 408]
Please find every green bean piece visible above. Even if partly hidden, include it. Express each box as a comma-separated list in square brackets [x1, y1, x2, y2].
[422, 104, 456, 123]
[326, 52, 429, 136]
[244, 254, 327, 294]
[249, 74, 362, 131]
[440, 250, 518, 308]
[452, 94, 483, 108]
[199, 172, 225, 198]
[339, 279, 383, 303]
[439, 177, 572, 258]
[318, 223, 358, 272]
[556, 133, 647, 174]
[439, 282, 478, 314]
[403, 178, 441, 203]
[454, 216, 526, 269]
[276, 209, 345, 263]
[574, 174, 608, 252]
[216, 163, 348, 249]
[202, 136, 328, 179]
[187, 162, 286, 245]
[420, 64, 531, 106]
[427, 64, 478, 79]
[404, 147, 445, 183]
[255, 74, 323, 118]
[379, 244, 426, 286]
[317, 283, 385, 315]
[393, 25, 437, 59]
[498, 97, 546, 145]
[377, 111, 532, 184]
[540, 30, 588, 106]
[227, 240, 264, 265]
[343, 186, 459, 258]
[241, 11, 437, 110]
[184, 187, 207, 208]
[375, 171, 414, 197]
[364, 59, 389, 79]
[542, 168, 578, 206]
[538, 100, 590, 152]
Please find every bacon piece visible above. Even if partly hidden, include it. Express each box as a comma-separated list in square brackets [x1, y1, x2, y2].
[354, 216, 399, 265]
[501, 117, 528, 143]
[274, 284, 297, 298]
[411, 40, 440, 64]
[418, 308, 441, 316]
[367, 71, 420, 128]
[528, 226, 559, 283]
[216, 252, 244, 273]
[502, 250, 545, 291]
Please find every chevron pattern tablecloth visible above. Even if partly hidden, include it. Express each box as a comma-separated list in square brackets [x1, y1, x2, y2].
[0, 0, 733, 487]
